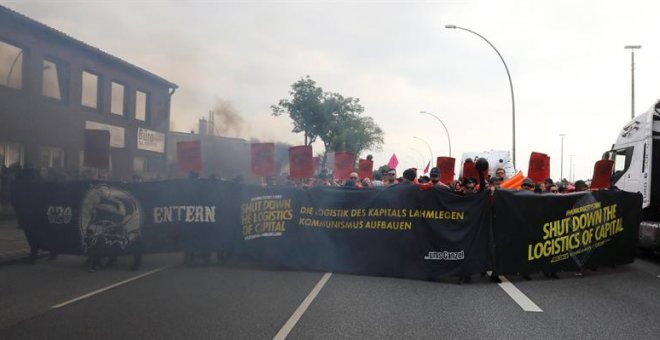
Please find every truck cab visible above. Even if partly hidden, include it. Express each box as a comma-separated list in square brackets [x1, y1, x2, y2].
[604, 101, 660, 250]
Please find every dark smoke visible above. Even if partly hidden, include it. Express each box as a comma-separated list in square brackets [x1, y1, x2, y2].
[212, 98, 244, 137]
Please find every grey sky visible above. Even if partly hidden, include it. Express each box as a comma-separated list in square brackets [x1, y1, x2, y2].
[5, 0, 660, 180]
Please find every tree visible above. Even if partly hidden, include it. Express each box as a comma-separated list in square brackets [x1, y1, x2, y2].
[328, 114, 383, 161]
[272, 76, 384, 169]
[271, 76, 324, 146]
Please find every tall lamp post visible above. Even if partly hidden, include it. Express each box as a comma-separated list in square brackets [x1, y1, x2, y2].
[409, 148, 426, 169]
[413, 136, 433, 167]
[624, 45, 641, 119]
[445, 24, 516, 168]
[420, 111, 452, 157]
[559, 133, 566, 181]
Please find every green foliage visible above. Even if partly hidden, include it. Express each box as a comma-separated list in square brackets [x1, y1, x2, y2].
[328, 114, 383, 159]
[272, 76, 384, 167]
[271, 76, 324, 145]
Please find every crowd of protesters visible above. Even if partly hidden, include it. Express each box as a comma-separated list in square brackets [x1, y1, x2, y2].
[262, 164, 592, 198]
[3, 159, 598, 278]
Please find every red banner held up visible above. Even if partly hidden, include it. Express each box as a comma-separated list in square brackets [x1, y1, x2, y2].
[334, 152, 355, 180]
[288, 145, 314, 179]
[84, 129, 111, 169]
[436, 157, 455, 185]
[463, 158, 477, 180]
[177, 141, 202, 175]
[591, 160, 614, 190]
[251, 143, 275, 177]
[528, 152, 550, 183]
[358, 159, 374, 179]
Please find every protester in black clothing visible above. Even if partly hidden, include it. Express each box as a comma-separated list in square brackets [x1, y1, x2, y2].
[402, 168, 416, 184]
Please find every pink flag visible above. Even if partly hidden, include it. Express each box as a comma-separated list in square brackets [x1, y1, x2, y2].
[387, 153, 399, 169]
[423, 160, 430, 174]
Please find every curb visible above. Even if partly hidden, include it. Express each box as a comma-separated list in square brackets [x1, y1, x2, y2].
[0, 249, 47, 267]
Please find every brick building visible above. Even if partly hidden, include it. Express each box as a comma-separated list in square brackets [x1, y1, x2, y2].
[0, 5, 177, 185]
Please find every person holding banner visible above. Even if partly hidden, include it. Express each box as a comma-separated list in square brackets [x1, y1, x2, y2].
[543, 178, 555, 192]
[521, 178, 534, 191]
[345, 172, 360, 188]
[429, 168, 450, 189]
[385, 169, 398, 186]
[461, 178, 477, 195]
[495, 168, 507, 181]
[360, 177, 371, 188]
[575, 180, 589, 192]
[402, 168, 417, 184]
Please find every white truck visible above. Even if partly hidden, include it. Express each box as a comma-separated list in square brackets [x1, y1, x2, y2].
[459, 150, 516, 180]
[604, 101, 660, 252]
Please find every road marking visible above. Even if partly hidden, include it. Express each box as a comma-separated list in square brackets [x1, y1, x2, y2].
[497, 275, 543, 312]
[274, 272, 332, 340]
[51, 266, 169, 309]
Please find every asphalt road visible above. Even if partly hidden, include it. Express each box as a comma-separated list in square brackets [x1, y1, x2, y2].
[1, 253, 660, 339]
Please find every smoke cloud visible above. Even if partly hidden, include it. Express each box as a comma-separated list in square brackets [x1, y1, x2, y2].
[211, 97, 244, 137]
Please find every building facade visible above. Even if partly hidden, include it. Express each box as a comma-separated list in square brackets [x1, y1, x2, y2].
[0, 5, 177, 184]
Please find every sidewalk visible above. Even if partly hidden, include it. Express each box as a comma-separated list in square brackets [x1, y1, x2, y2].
[0, 218, 31, 264]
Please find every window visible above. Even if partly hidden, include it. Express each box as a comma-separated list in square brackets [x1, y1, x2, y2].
[42, 59, 67, 100]
[611, 147, 634, 184]
[81, 71, 99, 109]
[136, 91, 148, 121]
[39, 147, 65, 168]
[111, 82, 125, 115]
[0, 40, 23, 89]
[133, 156, 147, 173]
[0, 142, 24, 167]
[79, 151, 112, 179]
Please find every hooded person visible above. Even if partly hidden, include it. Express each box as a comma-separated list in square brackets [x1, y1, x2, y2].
[402, 168, 417, 184]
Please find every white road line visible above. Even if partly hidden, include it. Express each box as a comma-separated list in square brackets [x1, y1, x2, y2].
[51, 266, 170, 309]
[273, 272, 332, 340]
[497, 275, 543, 312]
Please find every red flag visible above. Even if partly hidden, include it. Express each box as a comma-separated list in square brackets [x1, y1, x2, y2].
[288, 145, 313, 179]
[177, 141, 202, 175]
[358, 159, 374, 179]
[591, 160, 614, 189]
[463, 158, 478, 180]
[251, 143, 275, 177]
[334, 152, 355, 180]
[83, 129, 110, 169]
[387, 153, 399, 170]
[436, 157, 455, 184]
[528, 152, 550, 183]
[423, 160, 430, 174]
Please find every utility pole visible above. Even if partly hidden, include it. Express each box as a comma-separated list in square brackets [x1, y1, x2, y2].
[624, 45, 641, 119]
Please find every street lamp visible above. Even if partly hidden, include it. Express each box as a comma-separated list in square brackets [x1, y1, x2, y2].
[624, 45, 641, 119]
[445, 24, 516, 168]
[559, 133, 566, 181]
[409, 148, 426, 169]
[419, 111, 452, 157]
[413, 136, 433, 166]
[569, 154, 575, 182]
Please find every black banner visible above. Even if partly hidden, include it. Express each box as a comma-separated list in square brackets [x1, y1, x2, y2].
[235, 185, 491, 279]
[493, 190, 642, 275]
[11, 180, 240, 257]
[10, 180, 642, 281]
